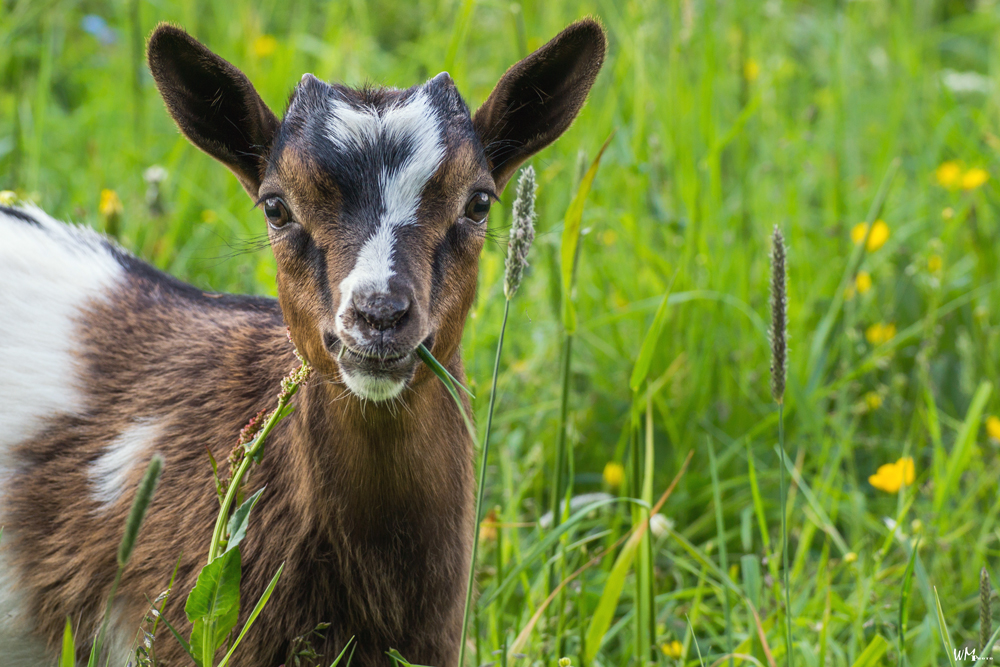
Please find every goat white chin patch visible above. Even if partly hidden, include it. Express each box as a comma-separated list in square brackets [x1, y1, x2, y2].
[340, 369, 407, 402]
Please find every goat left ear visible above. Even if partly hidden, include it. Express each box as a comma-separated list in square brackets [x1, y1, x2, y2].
[473, 18, 606, 190]
[147, 24, 279, 197]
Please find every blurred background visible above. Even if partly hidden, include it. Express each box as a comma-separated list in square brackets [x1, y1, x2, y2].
[3, 0, 1000, 664]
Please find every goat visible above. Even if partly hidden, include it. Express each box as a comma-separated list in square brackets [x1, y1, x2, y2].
[0, 18, 605, 667]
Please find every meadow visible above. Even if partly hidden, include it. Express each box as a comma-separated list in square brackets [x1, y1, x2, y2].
[2, 0, 1000, 665]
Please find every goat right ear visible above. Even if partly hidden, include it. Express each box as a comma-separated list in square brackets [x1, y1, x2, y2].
[147, 25, 278, 197]
[473, 18, 606, 191]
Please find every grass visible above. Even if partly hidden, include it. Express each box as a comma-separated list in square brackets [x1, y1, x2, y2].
[3, 0, 1000, 665]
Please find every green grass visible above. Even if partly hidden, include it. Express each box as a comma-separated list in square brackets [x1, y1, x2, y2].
[4, 0, 1000, 665]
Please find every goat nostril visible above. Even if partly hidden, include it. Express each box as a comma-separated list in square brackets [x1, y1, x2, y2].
[355, 294, 410, 331]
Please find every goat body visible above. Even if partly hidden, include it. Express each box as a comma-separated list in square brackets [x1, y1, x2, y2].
[0, 17, 605, 667]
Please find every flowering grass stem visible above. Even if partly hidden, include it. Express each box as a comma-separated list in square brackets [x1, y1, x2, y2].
[207, 358, 311, 564]
[458, 298, 510, 667]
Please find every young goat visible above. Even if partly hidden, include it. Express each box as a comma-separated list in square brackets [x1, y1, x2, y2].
[0, 18, 605, 667]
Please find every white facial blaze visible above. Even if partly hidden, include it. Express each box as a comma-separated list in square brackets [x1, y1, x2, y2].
[325, 90, 445, 337]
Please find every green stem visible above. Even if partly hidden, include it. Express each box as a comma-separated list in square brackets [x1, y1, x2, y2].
[458, 299, 510, 667]
[207, 383, 302, 564]
[90, 567, 123, 666]
[549, 332, 573, 660]
[549, 333, 574, 532]
[778, 402, 792, 665]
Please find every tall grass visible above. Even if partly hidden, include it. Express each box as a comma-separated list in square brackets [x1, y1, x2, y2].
[5, 0, 1000, 664]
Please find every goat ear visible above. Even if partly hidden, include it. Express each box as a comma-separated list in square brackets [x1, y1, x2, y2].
[147, 24, 278, 197]
[473, 18, 606, 190]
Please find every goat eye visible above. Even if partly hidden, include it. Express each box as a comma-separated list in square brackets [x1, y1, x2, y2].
[263, 197, 290, 228]
[464, 192, 491, 223]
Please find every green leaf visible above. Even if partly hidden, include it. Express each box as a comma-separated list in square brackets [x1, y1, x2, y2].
[933, 586, 958, 667]
[386, 648, 433, 667]
[560, 133, 613, 334]
[416, 344, 476, 439]
[629, 273, 677, 392]
[185, 547, 242, 624]
[217, 562, 285, 667]
[328, 637, 355, 667]
[190, 600, 239, 661]
[898, 538, 919, 648]
[584, 527, 642, 662]
[934, 380, 992, 513]
[851, 634, 888, 667]
[60, 616, 74, 667]
[225, 487, 265, 554]
[142, 594, 196, 663]
[478, 496, 641, 608]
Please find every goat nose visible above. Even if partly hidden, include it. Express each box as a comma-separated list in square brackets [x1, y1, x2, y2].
[354, 292, 410, 331]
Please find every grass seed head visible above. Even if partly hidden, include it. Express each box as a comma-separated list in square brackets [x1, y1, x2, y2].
[770, 226, 788, 404]
[118, 454, 163, 568]
[504, 166, 537, 300]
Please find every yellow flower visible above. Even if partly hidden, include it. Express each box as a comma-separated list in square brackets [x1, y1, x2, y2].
[864, 391, 882, 411]
[851, 219, 890, 251]
[661, 641, 684, 658]
[961, 167, 989, 191]
[868, 457, 915, 493]
[928, 254, 943, 273]
[253, 34, 278, 58]
[743, 58, 760, 82]
[600, 229, 618, 246]
[479, 507, 498, 543]
[987, 416, 1000, 442]
[603, 462, 625, 490]
[0, 190, 16, 206]
[844, 551, 858, 563]
[935, 160, 962, 188]
[855, 271, 872, 295]
[98, 189, 122, 218]
[865, 322, 897, 345]
[942, 207, 954, 220]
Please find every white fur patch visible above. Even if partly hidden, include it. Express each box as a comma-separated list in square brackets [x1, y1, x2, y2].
[89, 420, 160, 509]
[325, 89, 445, 333]
[0, 206, 122, 472]
[340, 369, 408, 402]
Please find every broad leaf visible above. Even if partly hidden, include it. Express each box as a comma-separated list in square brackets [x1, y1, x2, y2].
[225, 486, 265, 554]
[185, 547, 241, 624]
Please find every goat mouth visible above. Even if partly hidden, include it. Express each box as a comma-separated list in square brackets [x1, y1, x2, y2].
[340, 346, 413, 369]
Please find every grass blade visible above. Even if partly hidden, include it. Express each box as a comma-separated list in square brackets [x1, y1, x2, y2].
[560, 132, 613, 334]
[416, 344, 476, 440]
[933, 380, 992, 514]
[217, 562, 285, 667]
[328, 637, 355, 667]
[898, 538, 919, 663]
[851, 635, 889, 667]
[60, 617, 74, 667]
[629, 272, 678, 392]
[933, 586, 958, 667]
